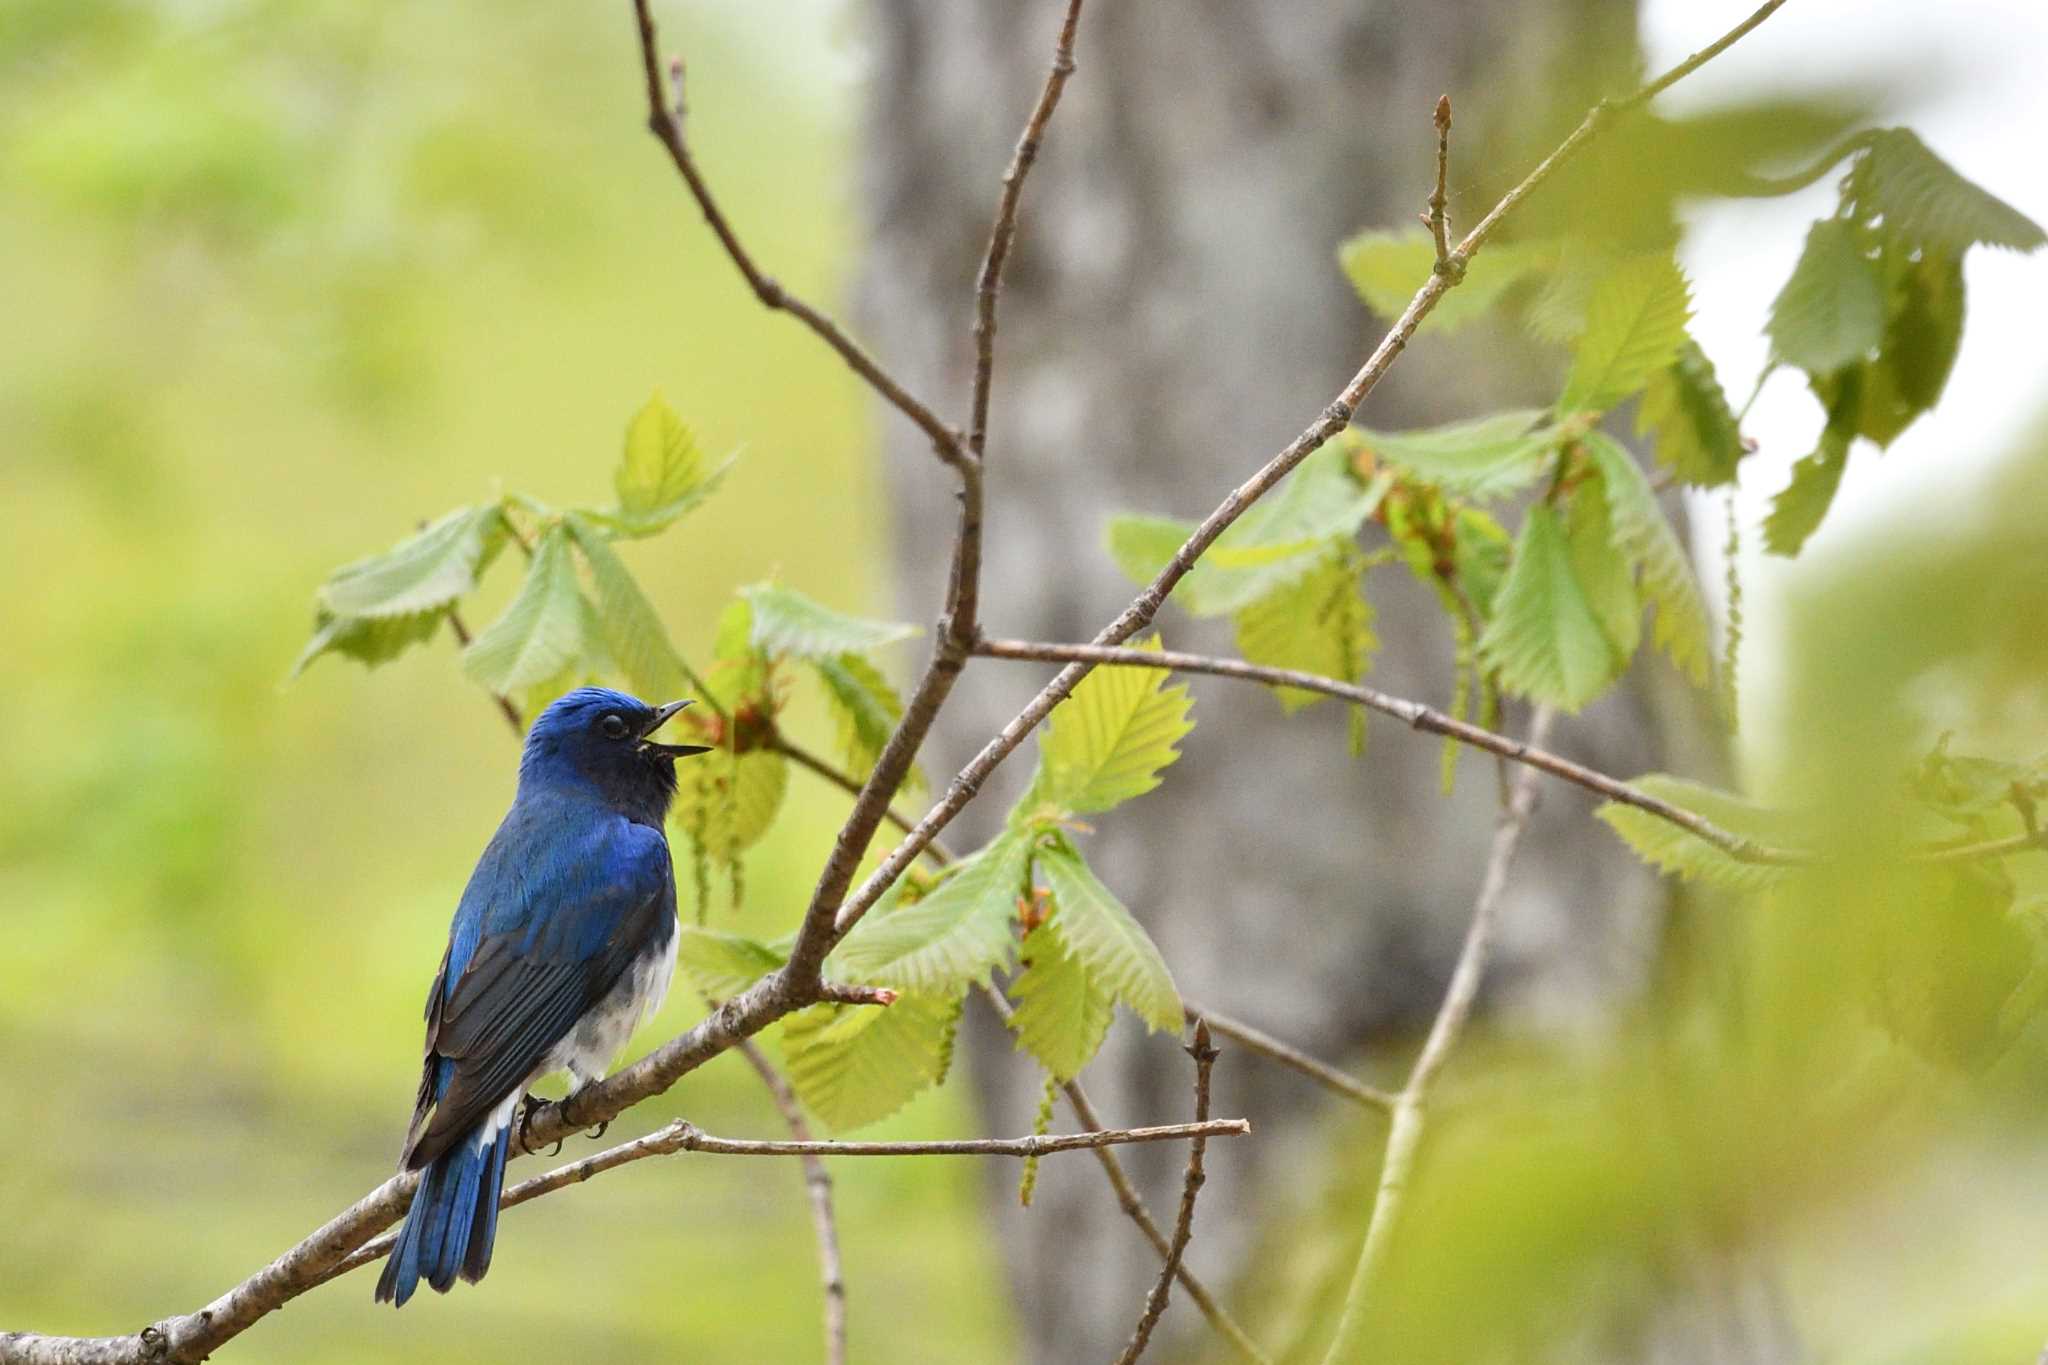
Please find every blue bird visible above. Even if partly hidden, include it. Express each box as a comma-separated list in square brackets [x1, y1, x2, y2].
[375, 687, 710, 1307]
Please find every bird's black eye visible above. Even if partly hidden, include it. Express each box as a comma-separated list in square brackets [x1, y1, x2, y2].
[601, 714, 630, 740]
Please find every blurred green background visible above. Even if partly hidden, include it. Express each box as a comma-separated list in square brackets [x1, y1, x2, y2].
[0, 0, 1011, 1358]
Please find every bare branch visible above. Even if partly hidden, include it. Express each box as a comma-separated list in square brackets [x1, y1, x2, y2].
[627, 0, 967, 470]
[974, 637, 1804, 865]
[1317, 709, 1554, 1364]
[1427, 95, 1454, 269]
[1114, 1022, 1220, 1365]
[737, 1039, 847, 1365]
[1186, 1003, 1395, 1111]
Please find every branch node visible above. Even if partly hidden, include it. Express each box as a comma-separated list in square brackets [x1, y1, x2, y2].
[818, 982, 898, 1008]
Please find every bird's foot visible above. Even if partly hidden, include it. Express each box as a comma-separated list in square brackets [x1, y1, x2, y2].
[515, 1092, 566, 1158]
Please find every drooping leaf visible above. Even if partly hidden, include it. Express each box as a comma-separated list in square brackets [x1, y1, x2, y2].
[565, 514, 692, 701]
[317, 504, 508, 619]
[1357, 411, 1559, 500]
[461, 524, 589, 695]
[1232, 547, 1376, 712]
[1478, 503, 1626, 711]
[1763, 379, 1858, 557]
[1452, 506, 1513, 621]
[779, 989, 962, 1132]
[1563, 476, 1641, 665]
[674, 926, 786, 1000]
[1034, 845, 1182, 1034]
[1766, 219, 1885, 376]
[742, 582, 919, 660]
[1582, 433, 1713, 685]
[1595, 774, 1795, 892]
[1846, 129, 2046, 254]
[1853, 245, 1966, 448]
[1635, 338, 1746, 487]
[596, 391, 730, 538]
[1025, 640, 1194, 817]
[831, 834, 1031, 994]
[1007, 916, 1116, 1082]
[1558, 254, 1693, 413]
[291, 608, 446, 677]
[813, 653, 910, 784]
[671, 747, 789, 866]
[1339, 229, 1551, 334]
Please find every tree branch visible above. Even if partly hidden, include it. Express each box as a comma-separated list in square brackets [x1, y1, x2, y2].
[1426, 95, 1454, 269]
[735, 1039, 847, 1365]
[1185, 1003, 1395, 1112]
[1317, 709, 1554, 1364]
[1113, 1021, 1220, 1365]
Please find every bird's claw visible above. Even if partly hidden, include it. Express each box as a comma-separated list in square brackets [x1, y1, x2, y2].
[515, 1092, 565, 1157]
[585, 1120, 610, 1141]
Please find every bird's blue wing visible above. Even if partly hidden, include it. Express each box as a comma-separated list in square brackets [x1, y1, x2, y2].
[401, 801, 673, 1169]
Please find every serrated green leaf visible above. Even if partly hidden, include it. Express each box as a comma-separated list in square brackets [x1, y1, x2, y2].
[671, 748, 788, 864]
[831, 834, 1030, 993]
[565, 514, 692, 701]
[318, 504, 507, 619]
[1767, 219, 1885, 376]
[1847, 129, 2046, 254]
[1478, 503, 1626, 711]
[461, 524, 589, 695]
[291, 608, 445, 677]
[1763, 378, 1857, 557]
[813, 652, 909, 784]
[1026, 641, 1194, 816]
[599, 390, 729, 538]
[1635, 338, 1745, 487]
[1232, 547, 1375, 712]
[1007, 916, 1115, 1082]
[779, 990, 962, 1132]
[1582, 433, 1712, 686]
[1564, 476, 1640, 664]
[1338, 229, 1550, 334]
[1035, 845, 1181, 1034]
[1358, 411, 1559, 499]
[741, 582, 919, 660]
[1105, 443, 1389, 617]
[1595, 775, 1794, 892]
[1559, 254, 1693, 413]
[674, 926, 786, 1000]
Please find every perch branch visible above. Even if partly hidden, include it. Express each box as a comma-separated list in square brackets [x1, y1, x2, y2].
[1113, 1022, 1220, 1365]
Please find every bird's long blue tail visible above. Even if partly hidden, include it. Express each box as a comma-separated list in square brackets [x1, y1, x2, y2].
[374, 1121, 511, 1307]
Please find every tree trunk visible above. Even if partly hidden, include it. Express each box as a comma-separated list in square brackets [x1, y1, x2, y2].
[854, 2, 1723, 1359]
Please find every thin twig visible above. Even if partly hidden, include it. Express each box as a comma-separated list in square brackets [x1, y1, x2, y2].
[975, 637, 1804, 865]
[737, 1039, 847, 1365]
[767, 733, 959, 864]
[1186, 1003, 1395, 1112]
[1426, 95, 1454, 269]
[1316, 710, 1554, 1364]
[628, 0, 967, 470]
[1114, 1021, 1220, 1365]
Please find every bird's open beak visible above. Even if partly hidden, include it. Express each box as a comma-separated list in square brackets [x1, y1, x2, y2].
[639, 699, 714, 759]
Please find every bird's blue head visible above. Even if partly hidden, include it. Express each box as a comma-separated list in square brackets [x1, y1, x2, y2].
[518, 687, 711, 826]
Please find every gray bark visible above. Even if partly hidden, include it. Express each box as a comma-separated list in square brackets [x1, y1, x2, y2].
[854, 2, 1730, 1360]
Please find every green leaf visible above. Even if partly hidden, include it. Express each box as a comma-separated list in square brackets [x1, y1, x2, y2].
[1026, 640, 1194, 816]
[671, 748, 789, 864]
[831, 834, 1030, 993]
[813, 653, 909, 784]
[1452, 506, 1513, 620]
[1007, 916, 1115, 1082]
[674, 926, 786, 1000]
[1563, 476, 1640, 664]
[1635, 338, 1745, 487]
[1847, 129, 2046, 254]
[1477, 503, 1626, 711]
[565, 514, 692, 701]
[1357, 411, 1558, 499]
[1338, 229, 1550, 334]
[1767, 219, 1885, 375]
[318, 504, 507, 619]
[1854, 246, 1966, 448]
[291, 608, 446, 677]
[1232, 547, 1375, 712]
[1104, 442, 1389, 616]
[1558, 254, 1692, 413]
[461, 524, 589, 695]
[1595, 775, 1794, 892]
[1035, 844, 1182, 1034]
[1762, 377, 1857, 557]
[779, 990, 962, 1132]
[741, 582, 919, 660]
[1582, 434, 1713, 686]
[594, 391, 731, 538]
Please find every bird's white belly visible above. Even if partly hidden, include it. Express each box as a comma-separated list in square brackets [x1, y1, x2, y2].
[534, 929, 678, 1092]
